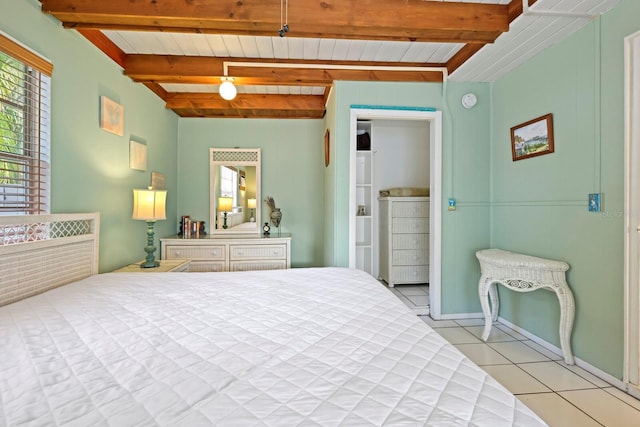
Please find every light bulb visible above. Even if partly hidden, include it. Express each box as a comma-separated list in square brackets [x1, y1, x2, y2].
[219, 79, 237, 101]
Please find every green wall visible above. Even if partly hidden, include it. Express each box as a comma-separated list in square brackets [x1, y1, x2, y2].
[326, 80, 493, 314]
[490, 0, 640, 378]
[176, 119, 325, 267]
[2, 0, 179, 272]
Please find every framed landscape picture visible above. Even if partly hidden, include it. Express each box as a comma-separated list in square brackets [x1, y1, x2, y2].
[510, 113, 554, 161]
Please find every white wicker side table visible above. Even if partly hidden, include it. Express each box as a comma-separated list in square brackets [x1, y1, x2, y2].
[476, 248, 575, 365]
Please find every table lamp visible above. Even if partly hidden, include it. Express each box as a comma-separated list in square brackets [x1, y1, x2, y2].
[218, 197, 233, 229]
[132, 188, 167, 268]
[248, 198, 256, 222]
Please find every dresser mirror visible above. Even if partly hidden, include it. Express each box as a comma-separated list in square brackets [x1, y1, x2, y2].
[210, 148, 261, 235]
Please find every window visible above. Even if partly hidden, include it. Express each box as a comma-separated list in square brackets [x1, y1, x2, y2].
[0, 33, 52, 215]
[219, 166, 238, 206]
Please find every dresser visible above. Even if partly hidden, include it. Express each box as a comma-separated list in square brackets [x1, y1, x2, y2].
[160, 234, 291, 272]
[379, 197, 429, 287]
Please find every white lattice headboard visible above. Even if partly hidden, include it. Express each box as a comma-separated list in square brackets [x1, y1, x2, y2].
[0, 213, 99, 306]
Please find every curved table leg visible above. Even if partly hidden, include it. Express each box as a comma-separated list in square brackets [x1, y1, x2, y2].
[489, 283, 499, 322]
[479, 275, 496, 341]
[554, 285, 576, 365]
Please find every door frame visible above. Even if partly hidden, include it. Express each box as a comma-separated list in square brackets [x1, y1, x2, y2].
[624, 30, 640, 397]
[349, 108, 443, 318]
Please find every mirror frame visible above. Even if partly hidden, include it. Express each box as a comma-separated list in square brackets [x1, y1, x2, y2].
[209, 148, 261, 236]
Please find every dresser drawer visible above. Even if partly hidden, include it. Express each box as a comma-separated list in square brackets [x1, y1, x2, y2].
[392, 217, 429, 234]
[230, 244, 287, 260]
[392, 233, 428, 250]
[187, 261, 226, 272]
[164, 245, 225, 261]
[392, 201, 429, 218]
[230, 260, 288, 271]
[391, 266, 429, 284]
[392, 249, 428, 266]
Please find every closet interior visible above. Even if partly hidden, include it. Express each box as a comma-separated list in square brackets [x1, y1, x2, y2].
[355, 118, 431, 311]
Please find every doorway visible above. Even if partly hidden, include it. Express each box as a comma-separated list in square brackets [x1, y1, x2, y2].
[349, 108, 443, 318]
[624, 30, 640, 398]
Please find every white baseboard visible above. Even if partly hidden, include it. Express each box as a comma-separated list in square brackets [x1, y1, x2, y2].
[497, 316, 625, 390]
[435, 312, 484, 320]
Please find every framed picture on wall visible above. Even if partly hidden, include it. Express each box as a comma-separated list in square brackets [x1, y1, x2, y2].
[151, 172, 165, 190]
[510, 113, 554, 161]
[99, 96, 124, 136]
[129, 140, 147, 171]
[324, 129, 330, 167]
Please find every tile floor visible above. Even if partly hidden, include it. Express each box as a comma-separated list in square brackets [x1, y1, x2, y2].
[387, 284, 430, 315]
[386, 284, 640, 426]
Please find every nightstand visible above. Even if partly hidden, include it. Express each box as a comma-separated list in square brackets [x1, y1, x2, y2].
[113, 259, 190, 273]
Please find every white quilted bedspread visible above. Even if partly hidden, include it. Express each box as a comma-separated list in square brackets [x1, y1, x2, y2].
[0, 267, 546, 426]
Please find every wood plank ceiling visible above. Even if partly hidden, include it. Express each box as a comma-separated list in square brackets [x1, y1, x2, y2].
[40, 0, 618, 119]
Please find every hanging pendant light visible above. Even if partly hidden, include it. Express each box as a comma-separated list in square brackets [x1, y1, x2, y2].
[219, 77, 237, 100]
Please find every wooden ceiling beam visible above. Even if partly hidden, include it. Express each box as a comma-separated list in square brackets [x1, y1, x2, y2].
[76, 29, 126, 68]
[173, 109, 326, 119]
[166, 93, 326, 118]
[42, 0, 509, 44]
[446, 44, 487, 75]
[125, 55, 445, 85]
[166, 93, 325, 111]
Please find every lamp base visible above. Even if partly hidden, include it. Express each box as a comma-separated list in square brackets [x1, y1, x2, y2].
[140, 260, 160, 269]
[141, 220, 159, 268]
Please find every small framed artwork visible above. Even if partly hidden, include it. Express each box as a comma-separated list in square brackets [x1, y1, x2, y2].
[99, 96, 124, 136]
[129, 140, 147, 171]
[151, 172, 165, 190]
[510, 113, 554, 161]
[324, 129, 330, 167]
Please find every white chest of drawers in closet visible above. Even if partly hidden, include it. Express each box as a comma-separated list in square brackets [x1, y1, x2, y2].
[379, 197, 429, 287]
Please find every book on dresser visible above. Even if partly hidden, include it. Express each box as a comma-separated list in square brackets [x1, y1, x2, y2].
[379, 197, 429, 287]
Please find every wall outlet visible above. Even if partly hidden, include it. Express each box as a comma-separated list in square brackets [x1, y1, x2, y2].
[588, 193, 602, 212]
[448, 198, 456, 211]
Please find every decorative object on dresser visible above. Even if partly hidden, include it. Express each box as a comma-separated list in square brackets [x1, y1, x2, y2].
[161, 234, 291, 272]
[379, 196, 429, 287]
[265, 196, 283, 236]
[218, 197, 233, 229]
[263, 222, 270, 235]
[132, 187, 167, 268]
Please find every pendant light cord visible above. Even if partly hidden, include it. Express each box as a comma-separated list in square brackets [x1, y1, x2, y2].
[279, 0, 290, 37]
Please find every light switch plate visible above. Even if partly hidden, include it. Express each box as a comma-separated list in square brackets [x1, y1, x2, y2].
[588, 193, 602, 212]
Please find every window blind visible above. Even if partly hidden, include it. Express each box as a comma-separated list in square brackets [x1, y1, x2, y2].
[0, 34, 52, 215]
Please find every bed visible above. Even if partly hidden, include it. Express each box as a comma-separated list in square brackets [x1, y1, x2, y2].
[0, 214, 546, 426]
